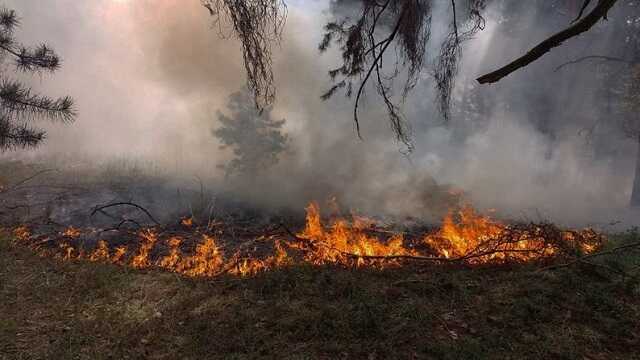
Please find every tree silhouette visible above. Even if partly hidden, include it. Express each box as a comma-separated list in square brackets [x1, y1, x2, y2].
[213, 90, 288, 179]
[0, 6, 75, 151]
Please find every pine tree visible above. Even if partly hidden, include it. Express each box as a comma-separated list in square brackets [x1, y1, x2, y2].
[0, 6, 75, 150]
[213, 90, 288, 178]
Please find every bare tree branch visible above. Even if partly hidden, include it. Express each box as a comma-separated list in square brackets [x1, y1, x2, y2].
[477, 0, 620, 84]
[91, 202, 160, 226]
[554, 55, 632, 72]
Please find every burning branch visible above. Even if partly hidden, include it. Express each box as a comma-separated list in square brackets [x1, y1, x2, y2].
[9, 201, 606, 279]
[538, 240, 640, 273]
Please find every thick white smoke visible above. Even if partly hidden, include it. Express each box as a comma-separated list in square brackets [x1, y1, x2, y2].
[2, 0, 638, 227]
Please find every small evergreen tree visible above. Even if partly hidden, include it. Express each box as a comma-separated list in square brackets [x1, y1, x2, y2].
[213, 90, 288, 178]
[0, 6, 75, 150]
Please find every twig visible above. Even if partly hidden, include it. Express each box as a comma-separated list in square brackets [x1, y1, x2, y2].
[0, 169, 57, 194]
[538, 241, 640, 272]
[554, 55, 632, 72]
[90, 202, 160, 225]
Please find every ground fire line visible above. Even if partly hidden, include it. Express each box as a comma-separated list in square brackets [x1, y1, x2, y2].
[8, 202, 604, 278]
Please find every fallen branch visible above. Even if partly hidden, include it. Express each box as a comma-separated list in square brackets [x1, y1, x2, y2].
[537, 241, 640, 272]
[91, 202, 160, 225]
[0, 169, 57, 194]
[339, 248, 550, 264]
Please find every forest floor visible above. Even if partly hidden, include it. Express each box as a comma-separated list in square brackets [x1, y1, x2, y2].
[2, 231, 640, 360]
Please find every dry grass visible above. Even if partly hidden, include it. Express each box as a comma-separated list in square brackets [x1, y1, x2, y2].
[1, 232, 639, 359]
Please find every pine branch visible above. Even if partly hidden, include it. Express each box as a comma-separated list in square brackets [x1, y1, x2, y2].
[0, 81, 75, 123]
[0, 116, 45, 150]
[0, 6, 75, 151]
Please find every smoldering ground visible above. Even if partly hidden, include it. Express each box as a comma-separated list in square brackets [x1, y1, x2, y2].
[1, 0, 638, 228]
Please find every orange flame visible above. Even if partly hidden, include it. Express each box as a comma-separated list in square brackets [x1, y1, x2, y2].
[297, 202, 417, 266]
[177, 235, 225, 277]
[131, 229, 158, 269]
[425, 205, 505, 259]
[112, 246, 128, 264]
[89, 240, 110, 261]
[424, 205, 560, 263]
[158, 237, 182, 269]
[63, 227, 81, 238]
[10, 201, 603, 278]
[13, 226, 31, 241]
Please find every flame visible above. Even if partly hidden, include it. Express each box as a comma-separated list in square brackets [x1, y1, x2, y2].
[131, 229, 158, 269]
[9, 201, 604, 278]
[63, 227, 81, 238]
[181, 217, 193, 227]
[158, 237, 182, 269]
[296, 202, 417, 266]
[13, 226, 31, 241]
[176, 235, 225, 277]
[58, 242, 76, 260]
[89, 240, 110, 261]
[425, 205, 506, 259]
[112, 246, 128, 264]
[424, 205, 561, 263]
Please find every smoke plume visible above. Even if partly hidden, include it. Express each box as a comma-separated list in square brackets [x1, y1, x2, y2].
[2, 0, 638, 227]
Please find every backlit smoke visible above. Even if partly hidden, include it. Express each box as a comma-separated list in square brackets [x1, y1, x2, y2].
[2, 0, 638, 227]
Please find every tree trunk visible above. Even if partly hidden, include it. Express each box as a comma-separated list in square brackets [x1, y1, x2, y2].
[631, 135, 640, 207]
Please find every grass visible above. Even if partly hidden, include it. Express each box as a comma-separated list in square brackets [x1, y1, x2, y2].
[1, 233, 639, 360]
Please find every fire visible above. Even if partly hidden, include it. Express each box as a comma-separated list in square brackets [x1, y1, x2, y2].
[181, 217, 193, 227]
[425, 205, 507, 259]
[131, 229, 158, 269]
[58, 242, 76, 260]
[13, 226, 31, 241]
[158, 237, 182, 269]
[177, 235, 225, 277]
[112, 246, 128, 264]
[90, 240, 110, 261]
[63, 226, 81, 238]
[424, 206, 560, 263]
[296, 202, 417, 266]
[228, 240, 290, 276]
[9, 201, 604, 278]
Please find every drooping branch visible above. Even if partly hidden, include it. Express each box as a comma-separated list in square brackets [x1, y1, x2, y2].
[353, 6, 406, 142]
[319, 0, 440, 148]
[435, 0, 485, 121]
[202, 0, 287, 111]
[477, 0, 620, 84]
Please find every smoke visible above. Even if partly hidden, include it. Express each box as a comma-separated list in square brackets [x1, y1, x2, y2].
[2, 0, 638, 227]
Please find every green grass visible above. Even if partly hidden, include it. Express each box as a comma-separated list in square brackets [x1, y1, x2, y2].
[1, 234, 639, 360]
